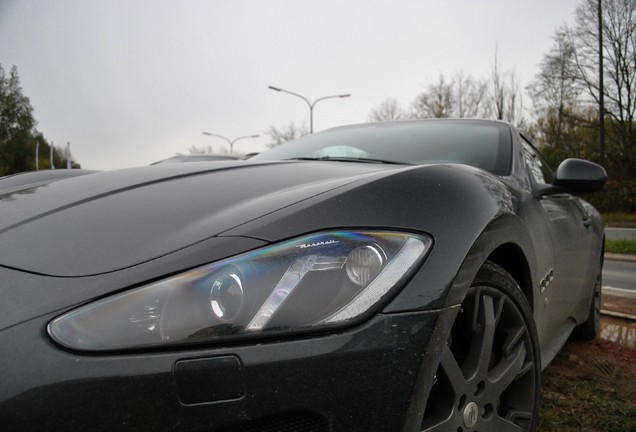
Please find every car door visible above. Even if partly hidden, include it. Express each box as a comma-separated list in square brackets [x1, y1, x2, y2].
[521, 138, 597, 344]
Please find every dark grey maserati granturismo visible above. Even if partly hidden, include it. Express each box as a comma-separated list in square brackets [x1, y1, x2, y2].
[0, 119, 606, 431]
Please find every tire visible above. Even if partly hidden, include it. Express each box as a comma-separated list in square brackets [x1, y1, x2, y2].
[573, 260, 602, 341]
[421, 261, 540, 432]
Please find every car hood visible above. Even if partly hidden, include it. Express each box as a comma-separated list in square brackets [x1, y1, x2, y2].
[0, 161, 394, 277]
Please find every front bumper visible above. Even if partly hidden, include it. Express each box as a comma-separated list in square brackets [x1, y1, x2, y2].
[0, 306, 457, 431]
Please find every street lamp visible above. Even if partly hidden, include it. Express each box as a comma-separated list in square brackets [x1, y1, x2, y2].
[598, 0, 605, 167]
[268, 85, 351, 133]
[201, 132, 260, 153]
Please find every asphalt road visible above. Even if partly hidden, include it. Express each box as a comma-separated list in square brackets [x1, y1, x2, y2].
[603, 259, 636, 292]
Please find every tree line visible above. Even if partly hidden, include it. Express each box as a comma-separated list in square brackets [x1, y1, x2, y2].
[0, 64, 77, 177]
[526, 0, 635, 212]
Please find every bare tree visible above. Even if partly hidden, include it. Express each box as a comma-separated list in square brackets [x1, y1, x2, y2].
[506, 70, 525, 126]
[411, 74, 455, 118]
[528, 28, 581, 114]
[265, 122, 309, 148]
[411, 72, 489, 119]
[527, 28, 586, 157]
[491, 51, 506, 121]
[453, 71, 490, 118]
[569, 0, 636, 176]
[188, 144, 216, 154]
[489, 51, 524, 127]
[368, 98, 406, 122]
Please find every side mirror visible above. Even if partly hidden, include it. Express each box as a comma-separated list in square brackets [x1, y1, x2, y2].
[552, 158, 607, 194]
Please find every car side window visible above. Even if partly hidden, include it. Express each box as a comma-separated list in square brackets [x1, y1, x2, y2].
[521, 137, 554, 185]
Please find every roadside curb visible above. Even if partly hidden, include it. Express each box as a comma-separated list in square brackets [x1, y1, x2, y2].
[604, 253, 636, 263]
[601, 309, 636, 320]
[603, 286, 636, 299]
[606, 223, 636, 228]
[602, 288, 636, 321]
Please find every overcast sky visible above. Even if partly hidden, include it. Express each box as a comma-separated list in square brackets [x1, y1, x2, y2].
[0, 0, 581, 170]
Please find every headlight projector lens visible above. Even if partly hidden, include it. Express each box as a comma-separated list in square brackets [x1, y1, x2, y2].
[210, 272, 244, 321]
[346, 244, 385, 286]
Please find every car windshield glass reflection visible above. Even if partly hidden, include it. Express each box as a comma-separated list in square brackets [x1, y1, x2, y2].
[254, 120, 511, 175]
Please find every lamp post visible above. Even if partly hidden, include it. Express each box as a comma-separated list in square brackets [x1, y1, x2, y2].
[268, 86, 351, 133]
[598, 0, 605, 168]
[201, 132, 260, 153]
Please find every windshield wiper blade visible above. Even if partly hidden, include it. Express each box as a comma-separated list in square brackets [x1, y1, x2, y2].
[287, 156, 409, 165]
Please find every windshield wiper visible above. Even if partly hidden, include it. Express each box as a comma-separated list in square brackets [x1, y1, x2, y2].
[287, 156, 409, 165]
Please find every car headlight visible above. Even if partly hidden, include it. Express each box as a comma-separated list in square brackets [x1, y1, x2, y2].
[48, 230, 432, 351]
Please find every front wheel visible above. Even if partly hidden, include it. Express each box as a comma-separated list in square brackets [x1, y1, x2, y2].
[421, 261, 540, 432]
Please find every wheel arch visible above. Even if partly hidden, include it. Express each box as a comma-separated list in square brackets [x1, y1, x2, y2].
[486, 243, 534, 312]
[442, 214, 541, 315]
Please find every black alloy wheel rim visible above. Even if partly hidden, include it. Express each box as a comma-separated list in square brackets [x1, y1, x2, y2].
[421, 286, 537, 432]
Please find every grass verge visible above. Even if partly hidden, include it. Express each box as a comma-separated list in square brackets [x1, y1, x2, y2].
[539, 339, 636, 431]
[540, 373, 636, 431]
[605, 239, 636, 255]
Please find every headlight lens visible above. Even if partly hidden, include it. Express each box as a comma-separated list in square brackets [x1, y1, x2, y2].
[49, 230, 432, 351]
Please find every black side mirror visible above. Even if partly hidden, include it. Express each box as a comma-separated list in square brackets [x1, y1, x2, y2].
[552, 158, 607, 194]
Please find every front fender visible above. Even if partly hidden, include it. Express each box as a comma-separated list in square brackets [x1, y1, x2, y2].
[224, 164, 522, 313]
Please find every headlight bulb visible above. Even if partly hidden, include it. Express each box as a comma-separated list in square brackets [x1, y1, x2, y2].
[346, 244, 385, 286]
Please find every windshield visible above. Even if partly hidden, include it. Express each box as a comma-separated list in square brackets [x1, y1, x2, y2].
[253, 120, 512, 175]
